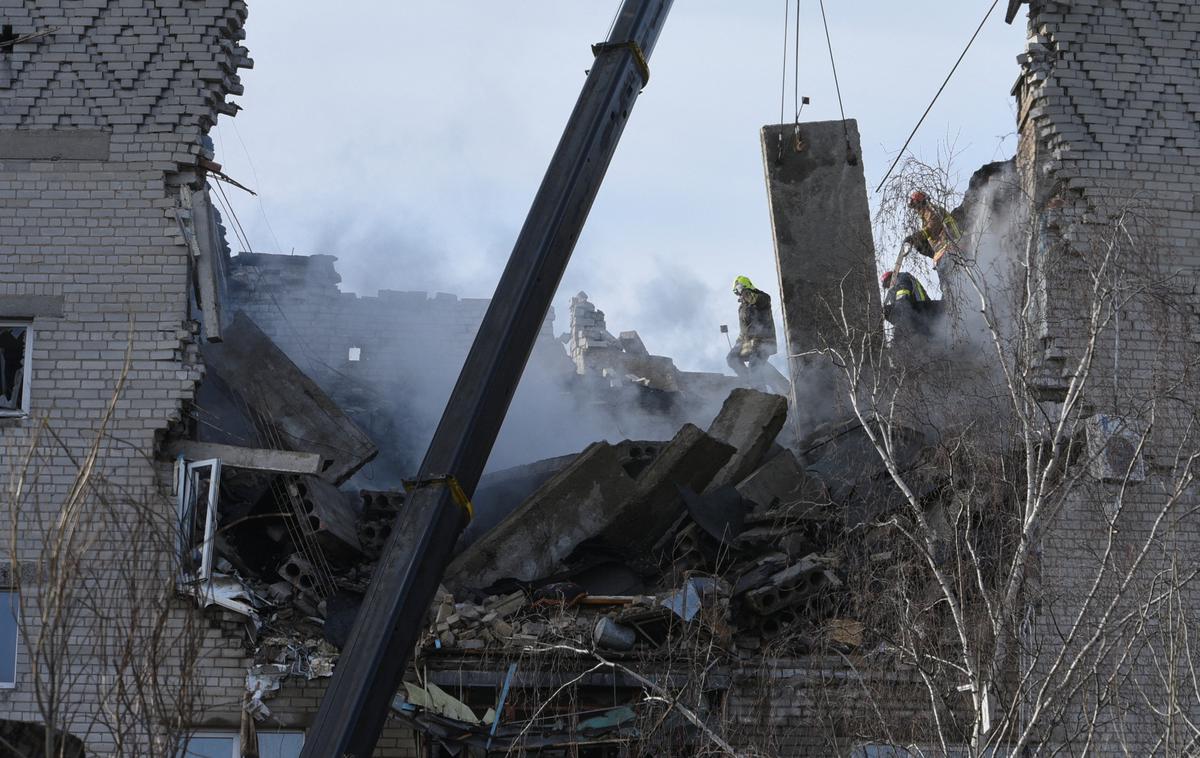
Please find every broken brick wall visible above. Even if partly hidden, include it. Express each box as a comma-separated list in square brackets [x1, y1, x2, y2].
[223, 253, 735, 477]
[1014, 1, 1200, 752]
[224, 252, 578, 478]
[0, 3, 422, 755]
[723, 657, 947, 755]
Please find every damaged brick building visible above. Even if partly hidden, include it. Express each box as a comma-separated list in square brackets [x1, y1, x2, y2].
[1, 0, 1200, 756]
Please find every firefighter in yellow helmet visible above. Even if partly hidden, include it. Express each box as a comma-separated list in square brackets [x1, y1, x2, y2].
[727, 276, 778, 378]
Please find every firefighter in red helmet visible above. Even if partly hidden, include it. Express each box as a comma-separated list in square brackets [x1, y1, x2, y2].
[904, 190, 962, 265]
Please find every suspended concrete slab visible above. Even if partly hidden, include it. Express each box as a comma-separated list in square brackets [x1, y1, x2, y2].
[760, 120, 880, 431]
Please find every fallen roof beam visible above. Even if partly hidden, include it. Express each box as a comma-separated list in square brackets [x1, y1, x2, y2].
[165, 440, 323, 475]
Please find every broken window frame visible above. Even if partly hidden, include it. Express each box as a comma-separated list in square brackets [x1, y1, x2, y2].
[0, 320, 33, 417]
[182, 729, 304, 758]
[175, 456, 261, 621]
[175, 457, 222, 592]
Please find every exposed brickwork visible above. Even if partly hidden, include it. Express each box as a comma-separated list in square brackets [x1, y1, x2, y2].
[1015, 1, 1200, 753]
[223, 252, 573, 479]
[0, 3, 418, 754]
[224, 253, 565, 387]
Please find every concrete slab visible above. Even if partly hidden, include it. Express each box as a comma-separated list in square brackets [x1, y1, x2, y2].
[164, 440, 323, 475]
[735, 449, 824, 511]
[705, 389, 789, 489]
[761, 120, 879, 430]
[460, 453, 581, 549]
[200, 312, 378, 484]
[286, 475, 363, 559]
[444, 442, 638, 591]
[599, 423, 736, 551]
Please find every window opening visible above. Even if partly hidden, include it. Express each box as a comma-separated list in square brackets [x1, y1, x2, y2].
[0, 322, 31, 415]
[348, 346, 361, 362]
[183, 730, 303, 758]
[174, 458, 263, 620]
[177, 458, 222, 585]
[0, 589, 17, 687]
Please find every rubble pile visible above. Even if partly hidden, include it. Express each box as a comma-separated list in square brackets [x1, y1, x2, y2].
[172, 302, 939, 748]
[427, 389, 932, 661]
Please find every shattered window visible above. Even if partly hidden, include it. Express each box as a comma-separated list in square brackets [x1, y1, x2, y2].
[177, 459, 222, 583]
[0, 590, 16, 687]
[183, 731, 303, 757]
[0, 323, 31, 415]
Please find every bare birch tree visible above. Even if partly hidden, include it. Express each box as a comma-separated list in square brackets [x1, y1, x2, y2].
[813, 159, 1200, 755]
[3, 333, 208, 757]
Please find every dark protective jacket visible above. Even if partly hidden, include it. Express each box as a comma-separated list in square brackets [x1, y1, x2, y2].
[737, 288, 777, 355]
[883, 272, 930, 321]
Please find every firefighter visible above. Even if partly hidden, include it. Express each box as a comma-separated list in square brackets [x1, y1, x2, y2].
[881, 270, 933, 336]
[727, 276, 778, 379]
[904, 190, 962, 266]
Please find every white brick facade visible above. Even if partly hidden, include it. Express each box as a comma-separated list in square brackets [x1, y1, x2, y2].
[0, 2, 425, 754]
[1015, 1, 1200, 753]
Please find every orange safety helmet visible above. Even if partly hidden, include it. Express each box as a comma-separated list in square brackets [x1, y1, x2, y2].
[908, 190, 929, 208]
[880, 271, 894, 288]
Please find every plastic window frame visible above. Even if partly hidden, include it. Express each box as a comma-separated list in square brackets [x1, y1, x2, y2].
[176, 458, 222, 587]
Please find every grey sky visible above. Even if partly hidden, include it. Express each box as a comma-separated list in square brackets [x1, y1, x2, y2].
[211, 1, 1027, 373]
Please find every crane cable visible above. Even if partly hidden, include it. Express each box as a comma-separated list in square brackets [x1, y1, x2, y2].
[818, 0, 856, 163]
[778, 0, 790, 129]
[875, 0, 1002, 192]
[777, 0, 809, 162]
[778, 0, 856, 163]
[792, 0, 800, 125]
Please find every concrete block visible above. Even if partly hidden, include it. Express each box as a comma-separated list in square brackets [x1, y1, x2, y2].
[444, 442, 638, 591]
[0, 129, 111, 160]
[0, 294, 65, 317]
[599, 423, 736, 552]
[735, 449, 824, 511]
[705, 388, 789, 489]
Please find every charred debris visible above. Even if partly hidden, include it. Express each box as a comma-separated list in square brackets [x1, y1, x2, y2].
[167, 262, 956, 749]
[166, 131, 1008, 754]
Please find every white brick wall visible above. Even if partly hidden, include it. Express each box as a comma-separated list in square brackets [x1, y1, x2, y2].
[0, 2, 418, 754]
[1015, 1, 1200, 753]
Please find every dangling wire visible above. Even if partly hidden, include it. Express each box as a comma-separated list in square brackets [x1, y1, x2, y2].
[605, 0, 622, 41]
[793, 0, 801, 125]
[875, 0, 1002, 191]
[818, 0, 856, 163]
[777, 0, 792, 161]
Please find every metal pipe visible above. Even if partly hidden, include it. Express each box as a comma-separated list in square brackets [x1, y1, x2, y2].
[299, 2, 673, 755]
